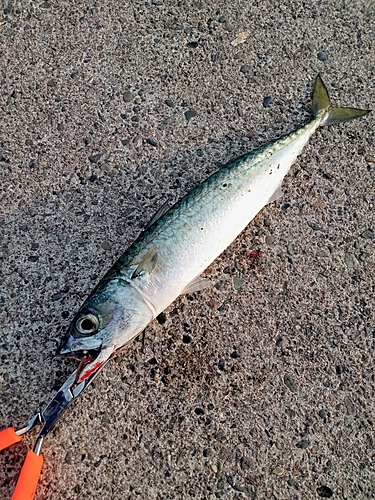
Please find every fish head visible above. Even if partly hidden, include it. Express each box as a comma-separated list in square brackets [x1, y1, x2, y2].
[58, 279, 153, 381]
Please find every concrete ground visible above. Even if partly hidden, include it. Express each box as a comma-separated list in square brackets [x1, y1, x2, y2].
[0, 1, 374, 499]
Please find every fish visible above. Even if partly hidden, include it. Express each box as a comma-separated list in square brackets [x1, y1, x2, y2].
[59, 75, 370, 381]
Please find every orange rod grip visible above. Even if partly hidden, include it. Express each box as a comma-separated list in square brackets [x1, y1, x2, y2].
[0, 427, 23, 451]
[12, 449, 44, 500]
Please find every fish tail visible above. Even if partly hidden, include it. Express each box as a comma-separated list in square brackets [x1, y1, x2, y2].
[312, 74, 371, 126]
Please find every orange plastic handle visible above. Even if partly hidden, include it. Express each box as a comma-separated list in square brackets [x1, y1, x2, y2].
[0, 427, 23, 451]
[12, 449, 44, 500]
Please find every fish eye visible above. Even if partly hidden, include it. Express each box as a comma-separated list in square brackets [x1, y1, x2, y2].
[76, 314, 99, 335]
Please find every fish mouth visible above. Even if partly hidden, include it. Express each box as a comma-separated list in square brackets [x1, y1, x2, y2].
[58, 335, 114, 382]
[62, 345, 101, 367]
[58, 333, 103, 360]
[76, 344, 115, 382]
[60, 346, 103, 379]
[77, 349, 100, 375]
[62, 347, 101, 362]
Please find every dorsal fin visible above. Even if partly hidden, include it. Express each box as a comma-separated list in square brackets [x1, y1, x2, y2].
[143, 200, 170, 232]
[132, 246, 158, 280]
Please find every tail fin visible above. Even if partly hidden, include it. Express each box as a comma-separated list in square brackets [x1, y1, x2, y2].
[312, 74, 370, 126]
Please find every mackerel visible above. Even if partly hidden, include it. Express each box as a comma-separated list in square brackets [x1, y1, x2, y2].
[59, 75, 370, 381]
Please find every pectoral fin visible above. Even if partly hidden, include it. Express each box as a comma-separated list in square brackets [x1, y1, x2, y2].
[132, 245, 158, 279]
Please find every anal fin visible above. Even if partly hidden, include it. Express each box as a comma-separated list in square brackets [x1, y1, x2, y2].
[182, 277, 212, 295]
[266, 184, 283, 205]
